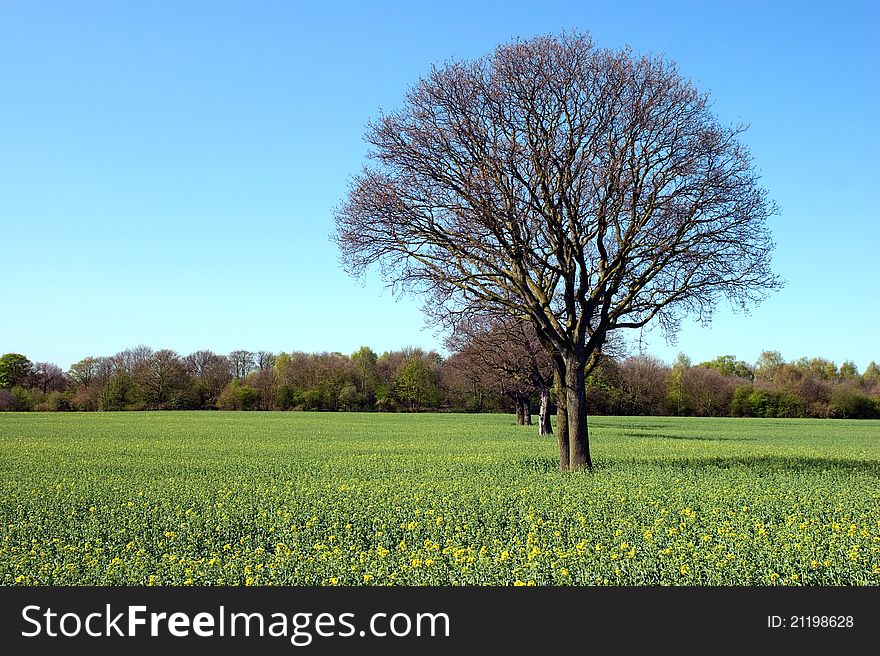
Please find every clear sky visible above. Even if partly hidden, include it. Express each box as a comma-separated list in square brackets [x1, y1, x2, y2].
[1, 0, 878, 372]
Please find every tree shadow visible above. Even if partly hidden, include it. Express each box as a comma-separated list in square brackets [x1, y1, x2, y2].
[591, 421, 667, 430]
[515, 455, 880, 475]
[654, 455, 880, 475]
[621, 430, 757, 442]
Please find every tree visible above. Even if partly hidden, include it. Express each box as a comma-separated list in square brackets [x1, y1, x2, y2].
[755, 350, 784, 382]
[335, 32, 779, 470]
[184, 350, 232, 408]
[838, 360, 859, 382]
[618, 355, 669, 415]
[393, 356, 441, 411]
[864, 361, 880, 388]
[140, 349, 188, 409]
[228, 350, 256, 381]
[28, 362, 66, 393]
[351, 346, 380, 408]
[68, 356, 100, 388]
[0, 353, 32, 389]
[681, 366, 736, 416]
[446, 316, 555, 434]
[700, 355, 753, 381]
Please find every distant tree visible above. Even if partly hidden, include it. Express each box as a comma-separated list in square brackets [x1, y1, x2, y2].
[228, 350, 256, 381]
[101, 367, 134, 411]
[838, 360, 859, 382]
[28, 362, 66, 393]
[118, 345, 154, 372]
[755, 350, 785, 382]
[700, 355, 754, 380]
[681, 366, 736, 416]
[585, 357, 623, 415]
[0, 353, 32, 389]
[864, 361, 880, 388]
[618, 355, 669, 415]
[246, 366, 277, 410]
[257, 351, 276, 371]
[67, 357, 101, 389]
[438, 352, 502, 412]
[798, 377, 832, 417]
[446, 317, 555, 433]
[140, 349, 188, 409]
[829, 384, 879, 419]
[314, 352, 356, 411]
[184, 350, 232, 408]
[394, 357, 441, 411]
[350, 346, 380, 409]
[794, 356, 838, 382]
[217, 379, 260, 411]
[666, 353, 691, 416]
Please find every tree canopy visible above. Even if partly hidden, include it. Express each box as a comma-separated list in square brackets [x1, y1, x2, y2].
[335, 32, 780, 470]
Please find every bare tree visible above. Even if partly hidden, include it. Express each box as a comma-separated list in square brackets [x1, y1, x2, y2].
[617, 355, 669, 415]
[28, 362, 66, 393]
[228, 350, 256, 381]
[335, 32, 779, 470]
[141, 349, 188, 409]
[446, 316, 555, 434]
[257, 351, 276, 371]
[184, 350, 232, 407]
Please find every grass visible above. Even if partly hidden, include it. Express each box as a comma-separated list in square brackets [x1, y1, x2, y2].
[1, 412, 878, 585]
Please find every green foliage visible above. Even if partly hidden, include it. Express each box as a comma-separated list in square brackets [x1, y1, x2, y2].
[100, 371, 134, 411]
[350, 346, 380, 405]
[275, 385, 296, 411]
[393, 358, 440, 411]
[755, 350, 784, 382]
[0, 354, 32, 389]
[830, 386, 880, 419]
[298, 389, 325, 411]
[728, 386, 804, 418]
[700, 355, 754, 380]
[216, 380, 260, 411]
[1, 413, 879, 585]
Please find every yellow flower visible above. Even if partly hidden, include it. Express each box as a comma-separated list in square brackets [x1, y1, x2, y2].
[513, 580, 526, 586]
[680, 564, 690, 575]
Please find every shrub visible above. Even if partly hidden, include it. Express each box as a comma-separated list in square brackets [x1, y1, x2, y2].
[830, 386, 880, 419]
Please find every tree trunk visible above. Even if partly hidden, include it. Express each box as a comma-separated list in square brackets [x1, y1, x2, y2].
[520, 397, 532, 426]
[554, 369, 569, 471]
[515, 400, 524, 426]
[565, 357, 592, 471]
[538, 387, 552, 435]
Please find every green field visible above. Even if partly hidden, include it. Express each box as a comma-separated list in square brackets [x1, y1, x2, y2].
[1, 412, 878, 585]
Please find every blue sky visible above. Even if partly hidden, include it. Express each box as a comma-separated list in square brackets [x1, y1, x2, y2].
[1, 0, 878, 371]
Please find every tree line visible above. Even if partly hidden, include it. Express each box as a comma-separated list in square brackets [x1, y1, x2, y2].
[1, 346, 878, 419]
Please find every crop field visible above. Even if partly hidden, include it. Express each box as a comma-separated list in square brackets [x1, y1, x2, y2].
[1, 412, 878, 586]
